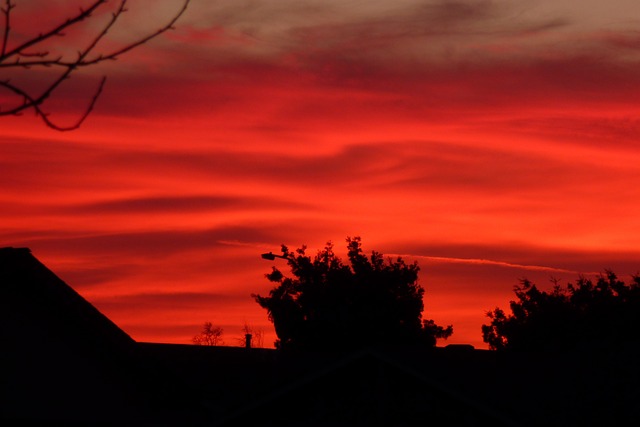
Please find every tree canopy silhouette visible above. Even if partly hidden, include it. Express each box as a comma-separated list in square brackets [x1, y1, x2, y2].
[0, 0, 189, 130]
[482, 271, 640, 351]
[253, 237, 452, 351]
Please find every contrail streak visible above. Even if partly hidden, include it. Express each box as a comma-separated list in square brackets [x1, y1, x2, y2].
[393, 254, 597, 275]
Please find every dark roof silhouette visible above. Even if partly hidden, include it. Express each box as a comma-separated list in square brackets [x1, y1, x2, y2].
[2, 247, 639, 426]
[0, 247, 198, 424]
[1, 247, 134, 349]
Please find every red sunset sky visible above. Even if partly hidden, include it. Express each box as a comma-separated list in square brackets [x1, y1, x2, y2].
[2, 0, 640, 349]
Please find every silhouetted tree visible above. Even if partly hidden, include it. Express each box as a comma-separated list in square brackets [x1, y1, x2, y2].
[253, 237, 452, 350]
[0, 0, 190, 130]
[192, 322, 223, 346]
[482, 271, 640, 351]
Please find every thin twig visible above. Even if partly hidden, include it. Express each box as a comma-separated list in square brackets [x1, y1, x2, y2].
[1, 0, 13, 58]
[1, 0, 190, 69]
[1, 0, 107, 61]
[40, 77, 107, 131]
[0, 0, 191, 130]
[6, 0, 128, 119]
[82, 0, 191, 65]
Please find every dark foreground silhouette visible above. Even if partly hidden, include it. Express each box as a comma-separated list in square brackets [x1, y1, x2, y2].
[254, 237, 452, 351]
[483, 272, 640, 351]
[2, 247, 639, 426]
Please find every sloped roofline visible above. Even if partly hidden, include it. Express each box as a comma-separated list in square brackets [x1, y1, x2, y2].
[1, 247, 135, 351]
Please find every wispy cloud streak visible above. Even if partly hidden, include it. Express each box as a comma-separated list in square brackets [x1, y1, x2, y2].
[402, 254, 596, 275]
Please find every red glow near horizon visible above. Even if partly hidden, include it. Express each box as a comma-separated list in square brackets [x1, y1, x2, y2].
[2, 0, 640, 349]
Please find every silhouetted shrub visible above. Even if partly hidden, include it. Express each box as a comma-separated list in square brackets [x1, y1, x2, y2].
[253, 237, 452, 350]
[482, 271, 640, 351]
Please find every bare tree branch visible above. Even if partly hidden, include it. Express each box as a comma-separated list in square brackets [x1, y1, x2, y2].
[1, 0, 14, 58]
[1, 0, 107, 62]
[0, 0, 190, 131]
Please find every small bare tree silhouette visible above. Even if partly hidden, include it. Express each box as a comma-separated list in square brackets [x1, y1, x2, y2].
[0, 0, 190, 130]
[192, 322, 224, 346]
